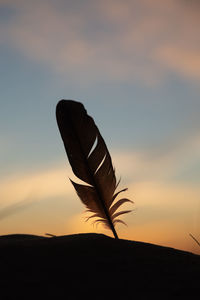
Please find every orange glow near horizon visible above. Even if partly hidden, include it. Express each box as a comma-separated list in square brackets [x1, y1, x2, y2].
[0, 0, 199, 256]
[0, 164, 199, 255]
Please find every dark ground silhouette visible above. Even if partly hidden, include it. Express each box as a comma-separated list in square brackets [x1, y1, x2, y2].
[0, 233, 199, 299]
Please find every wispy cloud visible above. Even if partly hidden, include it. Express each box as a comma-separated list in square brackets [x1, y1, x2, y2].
[0, 156, 199, 253]
[0, 198, 35, 221]
[1, 0, 199, 85]
[156, 47, 200, 80]
[112, 127, 200, 185]
[1, 130, 197, 219]
[0, 165, 73, 207]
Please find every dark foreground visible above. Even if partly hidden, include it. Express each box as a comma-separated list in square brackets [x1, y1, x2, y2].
[0, 233, 199, 299]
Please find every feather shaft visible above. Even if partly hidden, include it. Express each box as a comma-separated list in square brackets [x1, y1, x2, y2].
[56, 100, 132, 238]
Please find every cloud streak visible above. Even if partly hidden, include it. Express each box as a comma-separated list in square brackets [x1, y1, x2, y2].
[0, 165, 74, 207]
[1, 0, 199, 85]
[0, 198, 35, 221]
[0, 155, 199, 253]
[112, 127, 200, 185]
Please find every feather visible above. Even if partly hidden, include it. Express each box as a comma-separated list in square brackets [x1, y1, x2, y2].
[56, 99, 133, 239]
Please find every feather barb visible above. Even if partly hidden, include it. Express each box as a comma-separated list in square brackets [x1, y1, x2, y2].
[56, 99, 133, 239]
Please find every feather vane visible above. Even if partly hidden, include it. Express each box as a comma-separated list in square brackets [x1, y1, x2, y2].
[56, 99, 133, 239]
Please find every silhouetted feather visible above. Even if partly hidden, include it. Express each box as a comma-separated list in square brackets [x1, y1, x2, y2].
[56, 99, 133, 239]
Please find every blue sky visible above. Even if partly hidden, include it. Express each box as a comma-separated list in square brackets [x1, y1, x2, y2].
[0, 0, 200, 253]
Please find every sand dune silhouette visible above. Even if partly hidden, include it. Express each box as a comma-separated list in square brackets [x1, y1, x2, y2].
[0, 233, 199, 299]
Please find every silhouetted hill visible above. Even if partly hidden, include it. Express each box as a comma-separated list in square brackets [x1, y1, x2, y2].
[0, 233, 199, 299]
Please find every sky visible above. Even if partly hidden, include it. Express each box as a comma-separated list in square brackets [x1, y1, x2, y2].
[0, 0, 200, 254]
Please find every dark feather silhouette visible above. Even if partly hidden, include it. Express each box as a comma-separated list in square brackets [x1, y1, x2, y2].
[56, 100, 133, 239]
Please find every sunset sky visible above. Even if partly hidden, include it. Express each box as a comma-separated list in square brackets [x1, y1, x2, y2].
[0, 0, 200, 254]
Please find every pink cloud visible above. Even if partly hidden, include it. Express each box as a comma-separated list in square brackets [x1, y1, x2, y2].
[1, 0, 200, 84]
[156, 47, 200, 79]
